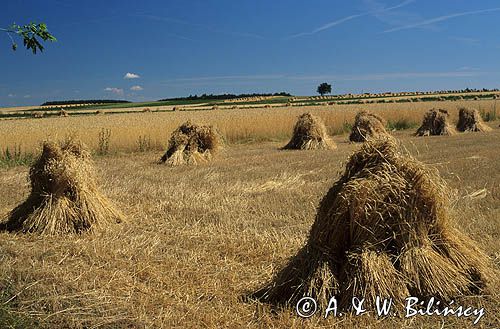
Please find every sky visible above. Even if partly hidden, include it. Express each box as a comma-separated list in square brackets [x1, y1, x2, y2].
[1, 0, 499, 107]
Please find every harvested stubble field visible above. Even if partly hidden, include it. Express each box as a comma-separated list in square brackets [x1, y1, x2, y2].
[0, 102, 499, 328]
[0, 99, 498, 155]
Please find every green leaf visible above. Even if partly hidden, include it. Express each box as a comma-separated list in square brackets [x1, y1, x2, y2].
[4, 21, 56, 54]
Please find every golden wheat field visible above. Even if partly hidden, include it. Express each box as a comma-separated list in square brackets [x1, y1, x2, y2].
[0, 99, 498, 154]
[0, 101, 499, 328]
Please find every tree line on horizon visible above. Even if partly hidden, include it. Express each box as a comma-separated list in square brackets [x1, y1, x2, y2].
[158, 92, 292, 102]
[41, 100, 131, 106]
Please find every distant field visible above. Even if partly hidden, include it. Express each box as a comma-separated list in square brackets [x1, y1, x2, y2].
[0, 105, 40, 112]
[1, 90, 498, 117]
[0, 99, 498, 158]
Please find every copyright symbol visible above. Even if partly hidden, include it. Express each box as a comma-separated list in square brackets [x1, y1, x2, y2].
[296, 297, 317, 318]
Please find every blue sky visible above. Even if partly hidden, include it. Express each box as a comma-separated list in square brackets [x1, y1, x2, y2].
[1, 0, 499, 106]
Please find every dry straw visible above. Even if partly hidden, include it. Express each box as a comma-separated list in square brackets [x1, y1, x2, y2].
[251, 138, 496, 311]
[159, 121, 222, 166]
[282, 113, 336, 150]
[349, 111, 389, 142]
[1, 140, 124, 235]
[415, 108, 456, 136]
[456, 107, 492, 132]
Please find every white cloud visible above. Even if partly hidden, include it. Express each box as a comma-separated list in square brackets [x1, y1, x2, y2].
[130, 85, 144, 91]
[164, 74, 284, 83]
[104, 87, 124, 96]
[23, 95, 31, 98]
[363, 0, 424, 30]
[8, 93, 15, 98]
[457, 66, 478, 71]
[288, 71, 483, 81]
[286, 13, 368, 39]
[161, 71, 482, 85]
[449, 36, 480, 45]
[124, 72, 140, 79]
[286, 0, 415, 39]
[384, 7, 500, 33]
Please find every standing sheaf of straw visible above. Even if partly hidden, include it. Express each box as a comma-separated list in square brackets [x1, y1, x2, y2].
[349, 111, 390, 142]
[1, 139, 124, 235]
[415, 108, 456, 136]
[159, 121, 222, 166]
[282, 112, 336, 150]
[456, 107, 492, 132]
[250, 138, 497, 311]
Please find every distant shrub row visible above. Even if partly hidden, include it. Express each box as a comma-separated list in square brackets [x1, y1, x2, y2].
[158, 92, 291, 102]
[41, 100, 131, 106]
[334, 93, 497, 105]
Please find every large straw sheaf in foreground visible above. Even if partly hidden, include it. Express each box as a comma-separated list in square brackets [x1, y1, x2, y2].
[159, 121, 222, 166]
[1, 140, 124, 235]
[282, 113, 336, 150]
[415, 108, 456, 136]
[456, 107, 492, 132]
[349, 111, 389, 142]
[250, 138, 496, 311]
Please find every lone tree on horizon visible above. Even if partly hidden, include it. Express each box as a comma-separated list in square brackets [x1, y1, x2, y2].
[317, 82, 332, 96]
[1, 22, 56, 54]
